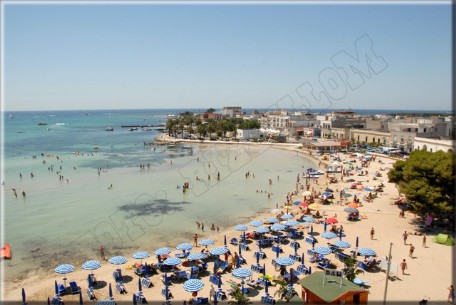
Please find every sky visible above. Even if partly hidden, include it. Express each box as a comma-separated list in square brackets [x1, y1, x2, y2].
[2, 2, 452, 111]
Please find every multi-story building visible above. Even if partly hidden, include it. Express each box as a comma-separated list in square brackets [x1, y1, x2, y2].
[221, 107, 243, 118]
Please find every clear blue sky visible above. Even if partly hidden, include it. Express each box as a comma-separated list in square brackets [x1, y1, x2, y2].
[3, 3, 452, 111]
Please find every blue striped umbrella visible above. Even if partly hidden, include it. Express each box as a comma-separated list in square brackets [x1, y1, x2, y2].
[364, 187, 373, 191]
[335, 240, 351, 249]
[210, 247, 228, 256]
[54, 264, 75, 274]
[250, 220, 264, 227]
[321, 232, 337, 239]
[82, 260, 101, 270]
[344, 207, 359, 214]
[164, 257, 182, 266]
[154, 248, 171, 256]
[255, 227, 269, 234]
[187, 252, 207, 261]
[176, 243, 193, 251]
[274, 257, 295, 266]
[108, 256, 128, 265]
[284, 220, 299, 227]
[234, 224, 248, 231]
[183, 279, 205, 292]
[265, 217, 279, 224]
[232, 268, 253, 279]
[299, 222, 310, 227]
[313, 246, 332, 255]
[199, 239, 215, 247]
[358, 248, 376, 256]
[270, 223, 285, 231]
[303, 216, 316, 223]
[280, 214, 294, 220]
[132, 251, 150, 259]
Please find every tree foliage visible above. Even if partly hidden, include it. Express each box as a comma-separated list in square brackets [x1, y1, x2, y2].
[228, 285, 252, 305]
[388, 150, 455, 216]
[343, 255, 364, 282]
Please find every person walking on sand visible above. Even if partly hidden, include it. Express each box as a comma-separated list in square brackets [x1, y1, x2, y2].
[409, 244, 415, 258]
[193, 234, 198, 247]
[370, 227, 375, 240]
[400, 259, 407, 275]
[201, 223, 204, 231]
[196, 222, 200, 229]
[403, 231, 408, 245]
[448, 285, 455, 304]
[422, 235, 427, 247]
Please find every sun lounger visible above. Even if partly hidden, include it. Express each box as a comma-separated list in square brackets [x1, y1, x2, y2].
[141, 277, 153, 288]
[239, 254, 247, 265]
[289, 241, 300, 249]
[357, 261, 369, 271]
[193, 297, 209, 304]
[113, 269, 123, 283]
[197, 262, 208, 272]
[175, 252, 189, 259]
[161, 274, 174, 284]
[135, 292, 147, 304]
[87, 274, 97, 287]
[174, 270, 189, 281]
[289, 253, 301, 262]
[246, 279, 261, 289]
[216, 291, 227, 301]
[254, 251, 266, 259]
[209, 274, 222, 285]
[95, 299, 116, 305]
[57, 284, 66, 296]
[52, 295, 64, 305]
[256, 239, 273, 247]
[69, 281, 80, 294]
[251, 264, 264, 274]
[309, 254, 324, 263]
[305, 237, 317, 244]
[317, 259, 331, 269]
[335, 252, 350, 262]
[240, 243, 249, 251]
[219, 261, 230, 273]
[297, 264, 311, 274]
[307, 249, 315, 256]
[230, 238, 238, 245]
[261, 295, 276, 304]
[116, 282, 127, 294]
[271, 245, 283, 254]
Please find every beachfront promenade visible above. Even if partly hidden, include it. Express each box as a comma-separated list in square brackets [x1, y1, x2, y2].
[3, 140, 453, 304]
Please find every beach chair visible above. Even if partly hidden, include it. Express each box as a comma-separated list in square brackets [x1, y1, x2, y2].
[193, 297, 209, 304]
[251, 264, 264, 274]
[254, 251, 266, 260]
[113, 269, 123, 283]
[174, 270, 189, 281]
[69, 281, 80, 294]
[317, 259, 331, 269]
[197, 262, 208, 272]
[216, 291, 227, 301]
[52, 295, 64, 305]
[297, 264, 311, 275]
[240, 243, 249, 251]
[305, 237, 316, 245]
[95, 299, 116, 305]
[141, 277, 153, 288]
[289, 241, 300, 249]
[230, 238, 238, 245]
[209, 274, 221, 285]
[261, 295, 276, 304]
[87, 274, 97, 287]
[116, 281, 127, 294]
[271, 245, 283, 254]
[289, 253, 301, 262]
[239, 254, 247, 265]
[57, 283, 66, 296]
[161, 273, 174, 284]
[357, 261, 369, 271]
[87, 287, 97, 300]
[219, 261, 230, 273]
[135, 292, 147, 304]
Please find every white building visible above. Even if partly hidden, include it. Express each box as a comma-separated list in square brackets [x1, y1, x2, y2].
[236, 128, 260, 140]
[413, 137, 454, 153]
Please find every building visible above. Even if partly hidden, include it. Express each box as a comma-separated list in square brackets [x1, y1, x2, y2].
[199, 113, 222, 122]
[236, 128, 260, 140]
[300, 272, 368, 304]
[221, 107, 242, 118]
[413, 137, 454, 153]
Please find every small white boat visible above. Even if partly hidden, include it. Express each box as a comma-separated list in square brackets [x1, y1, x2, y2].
[9, 114, 14, 118]
[105, 127, 114, 131]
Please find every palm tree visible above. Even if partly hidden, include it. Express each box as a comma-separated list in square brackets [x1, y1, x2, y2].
[272, 276, 298, 303]
[228, 286, 252, 305]
[343, 255, 364, 282]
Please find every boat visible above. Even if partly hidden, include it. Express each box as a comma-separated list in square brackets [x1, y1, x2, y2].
[1, 244, 11, 259]
[181, 145, 192, 150]
[142, 127, 153, 131]
[105, 127, 114, 131]
[37, 122, 48, 126]
[9, 114, 14, 118]
[129, 127, 138, 131]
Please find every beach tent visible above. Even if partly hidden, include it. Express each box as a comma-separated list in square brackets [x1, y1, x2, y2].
[433, 233, 454, 246]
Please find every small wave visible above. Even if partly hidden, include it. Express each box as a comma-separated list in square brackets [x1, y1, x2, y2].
[55, 122, 65, 126]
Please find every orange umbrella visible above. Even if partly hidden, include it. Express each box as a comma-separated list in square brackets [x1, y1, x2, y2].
[347, 202, 359, 208]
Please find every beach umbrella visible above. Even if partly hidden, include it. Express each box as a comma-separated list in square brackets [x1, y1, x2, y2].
[108, 256, 128, 265]
[164, 257, 182, 266]
[82, 260, 101, 270]
[265, 217, 279, 224]
[234, 224, 248, 231]
[302, 191, 312, 197]
[154, 248, 171, 256]
[270, 223, 285, 231]
[176, 243, 193, 252]
[313, 246, 332, 255]
[335, 240, 351, 249]
[183, 279, 205, 292]
[79, 290, 83, 305]
[358, 248, 376, 256]
[300, 202, 309, 208]
[232, 268, 253, 279]
[210, 247, 228, 256]
[255, 227, 269, 234]
[293, 201, 301, 206]
[199, 239, 215, 247]
[138, 278, 142, 292]
[280, 214, 294, 220]
[285, 220, 299, 227]
[274, 257, 295, 267]
[309, 203, 320, 210]
[321, 232, 337, 239]
[326, 218, 338, 224]
[250, 220, 264, 227]
[364, 187, 373, 191]
[271, 209, 281, 214]
[132, 251, 150, 259]
[303, 216, 316, 223]
[187, 252, 206, 261]
[325, 188, 334, 193]
[109, 283, 113, 298]
[344, 207, 359, 214]
[54, 264, 75, 274]
[22, 288, 26, 305]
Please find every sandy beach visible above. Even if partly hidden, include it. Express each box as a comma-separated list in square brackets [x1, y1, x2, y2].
[3, 139, 453, 304]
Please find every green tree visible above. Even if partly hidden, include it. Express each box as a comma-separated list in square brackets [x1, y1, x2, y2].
[343, 255, 364, 282]
[272, 276, 298, 303]
[388, 150, 455, 217]
[228, 285, 252, 305]
[206, 108, 216, 113]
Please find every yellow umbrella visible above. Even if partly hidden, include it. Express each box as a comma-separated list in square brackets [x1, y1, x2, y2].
[309, 203, 320, 210]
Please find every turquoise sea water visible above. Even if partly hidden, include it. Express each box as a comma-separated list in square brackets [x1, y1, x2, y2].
[2, 109, 316, 281]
